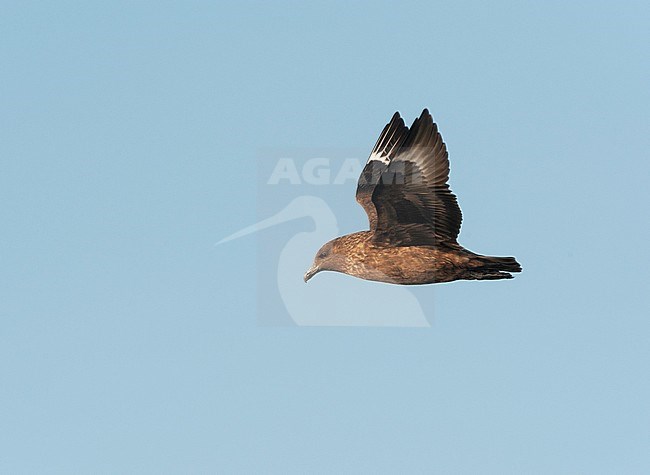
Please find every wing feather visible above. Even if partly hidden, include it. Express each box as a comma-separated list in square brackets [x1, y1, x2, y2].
[355, 109, 463, 246]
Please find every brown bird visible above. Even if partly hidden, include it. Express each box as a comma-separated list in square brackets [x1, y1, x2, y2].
[303, 109, 521, 285]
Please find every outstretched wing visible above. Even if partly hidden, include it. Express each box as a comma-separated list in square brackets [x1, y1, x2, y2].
[355, 109, 463, 246]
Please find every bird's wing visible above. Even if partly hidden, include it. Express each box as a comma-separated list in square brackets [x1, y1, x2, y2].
[355, 109, 462, 247]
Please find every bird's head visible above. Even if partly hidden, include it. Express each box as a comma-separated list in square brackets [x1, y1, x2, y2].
[304, 239, 343, 282]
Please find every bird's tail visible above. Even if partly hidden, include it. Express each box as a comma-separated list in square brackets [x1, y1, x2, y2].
[466, 255, 522, 280]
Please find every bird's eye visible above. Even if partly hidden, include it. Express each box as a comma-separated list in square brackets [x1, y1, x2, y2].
[318, 251, 328, 259]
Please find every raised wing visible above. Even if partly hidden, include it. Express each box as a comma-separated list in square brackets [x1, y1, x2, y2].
[355, 109, 462, 246]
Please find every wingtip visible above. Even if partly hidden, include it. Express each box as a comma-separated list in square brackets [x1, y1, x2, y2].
[389, 111, 405, 129]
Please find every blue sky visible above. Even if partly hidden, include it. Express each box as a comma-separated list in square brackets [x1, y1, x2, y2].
[1, 1, 649, 473]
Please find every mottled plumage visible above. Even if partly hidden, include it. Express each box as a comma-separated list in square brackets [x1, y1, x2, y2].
[304, 109, 521, 285]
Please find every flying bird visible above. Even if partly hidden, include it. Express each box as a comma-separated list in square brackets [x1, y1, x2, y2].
[304, 109, 522, 285]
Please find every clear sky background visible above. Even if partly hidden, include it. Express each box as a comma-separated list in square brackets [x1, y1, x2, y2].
[2, 1, 649, 473]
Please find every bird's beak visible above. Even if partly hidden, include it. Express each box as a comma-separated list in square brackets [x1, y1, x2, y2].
[303, 265, 319, 283]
